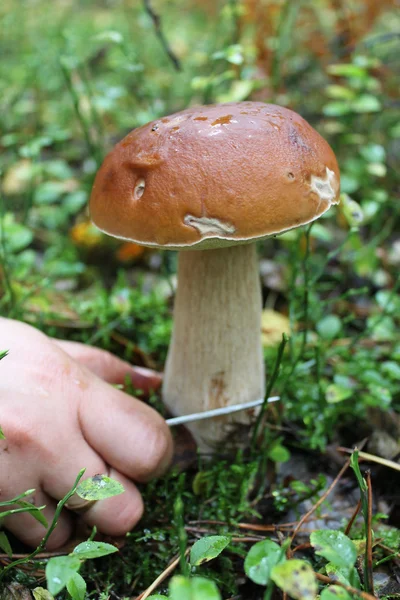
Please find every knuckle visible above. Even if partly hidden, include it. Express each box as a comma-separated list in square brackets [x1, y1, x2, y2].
[136, 418, 173, 481]
[98, 349, 118, 372]
[1, 417, 36, 451]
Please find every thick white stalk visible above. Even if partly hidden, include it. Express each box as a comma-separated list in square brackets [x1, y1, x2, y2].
[163, 244, 265, 450]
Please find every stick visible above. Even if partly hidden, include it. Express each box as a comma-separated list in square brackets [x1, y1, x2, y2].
[135, 549, 189, 600]
[344, 498, 362, 536]
[287, 459, 350, 555]
[143, 0, 181, 71]
[315, 573, 377, 600]
[338, 447, 400, 472]
[366, 471, 375, 596]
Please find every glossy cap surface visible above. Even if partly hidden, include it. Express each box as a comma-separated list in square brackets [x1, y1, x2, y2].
[90, 102, 340, 249]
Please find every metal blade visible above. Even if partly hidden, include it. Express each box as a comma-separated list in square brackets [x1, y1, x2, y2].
[166, 396, 280, 427]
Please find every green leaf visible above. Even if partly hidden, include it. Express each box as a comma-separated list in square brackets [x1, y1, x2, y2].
[66, 572, 87, 600]
[32, 588, 55, 600]
[325, 85, 355, 100]
[64, 190, 88, 214]
[310, 530, 357, 568]
[76, 474, 124, 501]
[94, 30, 124, 44]
[341, 195, 364, 227]
[271, 559, 317, 600]
[190, 535, 230, 566]
[244, 539, 285, 585]
[33, 181, 66, 205]
[323, 101, 351, 117]
[317, 315, 342, 340]
[325, 384, 352, 404]
[0, 350, 8, 361]
[325, 563, 361, 588]
[2, 213, 33, 252]
[340, 174, 359, 194]
[148, 596, 168, 599]
[352, 95, 381, 113]
[0, 425, 5, 440]
[225, 44, 244, 65]
[327, 64, 367, 78]
[16, 500, 48, 527]
[73, 540, 118, 559]
[321, 585, 352, 600]
[375, 290, 400, 315]
[0, 531, 12, 557]
[359, 144, 385, 163]
[217, 80, 254, 103]
[367, 163, 386, 177]
[45, 555, 81, 595]
[0, 502, 47, 527]
[169, 575, 221, 600]
[350, 450, 367, 494]
[268, 442, 291, 463]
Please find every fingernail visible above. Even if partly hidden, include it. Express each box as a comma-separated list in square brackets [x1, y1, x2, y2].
[133, 366, 163, 380]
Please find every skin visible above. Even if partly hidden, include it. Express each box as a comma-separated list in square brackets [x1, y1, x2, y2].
[0, 317, 173, 549]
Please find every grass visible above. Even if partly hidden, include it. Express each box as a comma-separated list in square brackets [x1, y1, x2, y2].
[0, 0, 399, 598]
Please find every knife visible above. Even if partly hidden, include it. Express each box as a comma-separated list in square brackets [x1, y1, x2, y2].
[166, 396, 280, 427]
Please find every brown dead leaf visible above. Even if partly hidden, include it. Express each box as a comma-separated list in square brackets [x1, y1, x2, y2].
[115, 242, 145, 263]
[261, 309, 290, 347]
[2, 160, 34, 195]
[69, 221, 103, 248]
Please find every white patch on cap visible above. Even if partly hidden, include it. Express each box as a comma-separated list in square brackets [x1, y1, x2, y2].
[310, 167, 338, 204]
[165, 115, 187, 127]
[184, 214, 236, 237]
[134, 178, 146, 200]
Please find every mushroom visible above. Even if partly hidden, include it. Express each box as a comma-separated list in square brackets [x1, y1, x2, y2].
[89, 102, 340, 450]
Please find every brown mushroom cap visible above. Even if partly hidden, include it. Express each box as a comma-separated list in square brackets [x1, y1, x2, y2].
[90, 102, 340, 249]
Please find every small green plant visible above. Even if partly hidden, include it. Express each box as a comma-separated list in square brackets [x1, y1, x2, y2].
[145, 451, 391, 599]
[45, 540, 118, 597]
[0, 470, 125, 598]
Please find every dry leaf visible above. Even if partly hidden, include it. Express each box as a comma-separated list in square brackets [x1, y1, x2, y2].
[261, 309, 290, 347]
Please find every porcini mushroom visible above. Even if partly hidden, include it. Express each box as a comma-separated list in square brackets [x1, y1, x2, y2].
[90, 102, 340, 450]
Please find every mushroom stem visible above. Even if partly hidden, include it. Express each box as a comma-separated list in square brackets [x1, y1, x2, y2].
[163, 243, 265, 450]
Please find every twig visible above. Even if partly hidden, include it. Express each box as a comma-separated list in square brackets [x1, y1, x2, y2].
[338, 447, 400, 472]
[299, 224, 312, 357]
[287, 459, 350, 556]
[0, 470, 86, 580]
[315, 573, 377, 600]
[292, 542, 311, 553]
[135, 549, 189, 600]
[375, 543, 400, 567]
[185, 526, 264, 542]
[344, 498, 362, 536]
[251, 333, 288, 449]
[59, 58, 101, 165]
[188, 519, 297, 531]
[143, 0, 181, 71]
[231, 536, 266, 543]
[366, 472, 374, 596]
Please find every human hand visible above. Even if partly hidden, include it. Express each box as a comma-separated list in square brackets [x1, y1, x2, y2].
[0, 317, 173, 549]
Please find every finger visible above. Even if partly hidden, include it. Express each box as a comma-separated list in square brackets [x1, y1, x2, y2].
[53, 339, 162, 391]
[4, 488, 73, 550]
[41, 448, 144, 538]
[40, 435, 108, 506]
[78, 381, 173, 482]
